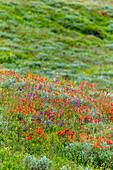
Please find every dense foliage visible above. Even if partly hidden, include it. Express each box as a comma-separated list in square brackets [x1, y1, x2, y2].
[0, 70, 113, 169]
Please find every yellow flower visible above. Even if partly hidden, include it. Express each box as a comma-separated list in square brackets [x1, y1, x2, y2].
[10, 53, 13, 56]
[78, 74, 80, 76]
[83, 72, 85, 74]
[43, 67, 46, 70]
[39, 52, 42, 55]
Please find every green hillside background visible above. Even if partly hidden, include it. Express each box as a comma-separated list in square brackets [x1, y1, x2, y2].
[0, 0, 113, 89]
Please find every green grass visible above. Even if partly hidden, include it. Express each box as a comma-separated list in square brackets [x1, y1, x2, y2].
[0, 0, 113, 89]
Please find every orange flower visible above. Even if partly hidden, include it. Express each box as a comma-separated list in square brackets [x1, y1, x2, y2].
[68, 136, 71, 140]
[22, 132, 26, 136]
[98, 137, 102, 143]
[80, 139, 83, 142]
[73, 135, 76, 140]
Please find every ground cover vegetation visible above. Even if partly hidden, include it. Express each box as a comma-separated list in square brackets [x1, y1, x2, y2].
[0, 0, 113, 169]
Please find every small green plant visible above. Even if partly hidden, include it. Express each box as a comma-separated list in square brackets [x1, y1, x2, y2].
[37, 156, 53, 170]
[60, 164, 71, 170]
[23, 153, 38, 170]
[23, 154, 52, 170]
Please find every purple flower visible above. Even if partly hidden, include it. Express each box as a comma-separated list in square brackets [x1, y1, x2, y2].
[36, 117, 39, 120]
[87, 34, 93, 37]
[32, 3, 37, 6]
[68, 144, 70, 148]
[39, 112, 42, 116]
[51, 143, 56, 148]
[46, 122, 49, 125]
[98, 118, 101, 122]
[61, 123, 63, 126]
[39, 86, 42, 90]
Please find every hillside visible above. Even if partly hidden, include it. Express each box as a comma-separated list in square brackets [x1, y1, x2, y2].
[0, 0, 113, 89]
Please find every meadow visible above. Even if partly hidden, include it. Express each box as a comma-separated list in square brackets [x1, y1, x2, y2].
[0, 0, 113, 169]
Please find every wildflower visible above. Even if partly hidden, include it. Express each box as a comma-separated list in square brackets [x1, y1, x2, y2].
[10, 52, 13, 56]
[87, 34, 93, 37]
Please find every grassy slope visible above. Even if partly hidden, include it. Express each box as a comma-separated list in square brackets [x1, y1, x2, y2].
[0, 0, 113, 89]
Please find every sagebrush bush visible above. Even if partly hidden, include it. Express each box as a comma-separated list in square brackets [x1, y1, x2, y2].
[23, 153, 38, 170]
[23, 154, 52, 170]
[37, 156, 53, 170]
[64, 141, 113, 168]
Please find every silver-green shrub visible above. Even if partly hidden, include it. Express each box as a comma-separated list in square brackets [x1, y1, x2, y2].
[37, 156, 52, 170]
[23, 153, 38, 170]
[23, 154, 52, 170]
